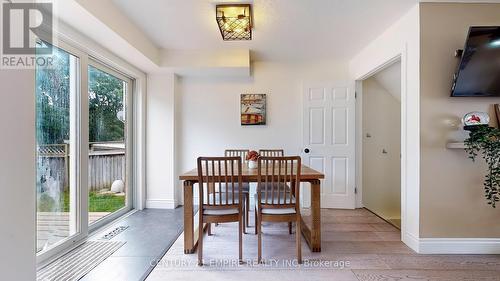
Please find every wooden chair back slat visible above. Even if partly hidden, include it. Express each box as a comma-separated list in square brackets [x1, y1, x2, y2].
[217, 160, 221, 205]
[257, 156, 301, 209]
[286, 166, 290, 204]
[231, 159, 235, 203]
[213, 160, 216, 205]
[197, 157, 242, 210]
[223, 160, 228, 205]
[259, 149, 284, 157]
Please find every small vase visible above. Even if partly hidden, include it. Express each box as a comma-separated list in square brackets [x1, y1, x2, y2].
[248, 160, 258, 169]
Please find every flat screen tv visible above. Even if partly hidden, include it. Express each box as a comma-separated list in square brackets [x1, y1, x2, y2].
[451, 26, 500, 97]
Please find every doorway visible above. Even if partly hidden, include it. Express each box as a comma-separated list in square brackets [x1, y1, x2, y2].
[358, 60, 402, 229]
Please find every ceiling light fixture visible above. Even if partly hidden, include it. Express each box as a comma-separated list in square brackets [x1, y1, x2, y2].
[216, 4, 252, 41]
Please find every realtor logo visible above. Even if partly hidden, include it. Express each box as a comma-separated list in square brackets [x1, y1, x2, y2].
[1, 1, 54, 69]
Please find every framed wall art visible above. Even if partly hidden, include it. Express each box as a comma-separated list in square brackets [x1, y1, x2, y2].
[241, 94, 266, 125]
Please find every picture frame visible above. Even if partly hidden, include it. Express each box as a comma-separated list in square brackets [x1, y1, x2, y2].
[241, 94, 266, 126]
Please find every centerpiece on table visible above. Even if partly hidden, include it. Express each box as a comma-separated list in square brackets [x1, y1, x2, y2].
[246, 150, 260, 169]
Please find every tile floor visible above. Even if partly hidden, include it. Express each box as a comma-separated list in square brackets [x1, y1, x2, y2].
[81, 208, 184, 281]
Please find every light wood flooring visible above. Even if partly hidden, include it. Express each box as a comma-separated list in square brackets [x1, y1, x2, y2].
[147, 208, 500, 281]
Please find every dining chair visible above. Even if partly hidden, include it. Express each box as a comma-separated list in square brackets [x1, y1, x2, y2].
[258, 149, 284, 157]
[225, 149, 249, 161]
[197, 156, 244, 266]
[258, 149, 291, 210]
[254, 156, 302, 264]
[223, 150, 250, 231]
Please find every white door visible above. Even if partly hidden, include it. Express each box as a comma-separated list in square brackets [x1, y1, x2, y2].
[302, 82, 356, 209]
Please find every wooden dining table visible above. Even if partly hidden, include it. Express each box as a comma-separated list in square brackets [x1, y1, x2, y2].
[179, 164, 324, 254]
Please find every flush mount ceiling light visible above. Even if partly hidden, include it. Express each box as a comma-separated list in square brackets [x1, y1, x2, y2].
[216, 4, 252, 41]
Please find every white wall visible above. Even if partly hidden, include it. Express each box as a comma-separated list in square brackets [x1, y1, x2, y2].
[160, 49, 251, 77]
[146, 73, 178, 208]
[176, 61, 349, 203]
[0, 70, 36, 281]
[349, 4, 420, 250]
[362, 78, 401, 223]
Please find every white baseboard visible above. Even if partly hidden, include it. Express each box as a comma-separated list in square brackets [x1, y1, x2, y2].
[402, 231, 500, 254]
[145, 199, 178, 209]
[402, 231, 420, 253]
[419, 238, 500, 254]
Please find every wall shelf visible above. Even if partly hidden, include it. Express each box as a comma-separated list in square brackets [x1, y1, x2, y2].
[446, 142, 466, 149]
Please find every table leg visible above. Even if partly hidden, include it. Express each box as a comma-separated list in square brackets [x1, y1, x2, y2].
[300, 179, 321, 252]
[183, 180, 194, 254]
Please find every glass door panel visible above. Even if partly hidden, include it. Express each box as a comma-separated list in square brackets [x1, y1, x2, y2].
[36, 44, 79, 253]
[87, 64, 130, 225]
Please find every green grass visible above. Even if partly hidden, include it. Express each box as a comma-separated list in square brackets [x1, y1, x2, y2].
[37, 190, 125, 212]
[88, 192, 125, 212]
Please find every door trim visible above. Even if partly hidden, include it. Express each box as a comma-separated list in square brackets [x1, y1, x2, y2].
[354, 52, 411, 248]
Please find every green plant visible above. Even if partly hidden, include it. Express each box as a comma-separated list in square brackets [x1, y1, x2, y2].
[464, 126, 500, 208]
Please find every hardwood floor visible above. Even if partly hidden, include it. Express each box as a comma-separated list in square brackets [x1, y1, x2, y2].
[147, 208, 500, 281]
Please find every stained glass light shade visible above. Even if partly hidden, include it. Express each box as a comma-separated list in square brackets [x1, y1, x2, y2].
[216, 4, 252, 41]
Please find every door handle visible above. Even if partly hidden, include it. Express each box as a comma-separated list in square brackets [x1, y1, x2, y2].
[304, 148, 310, 154]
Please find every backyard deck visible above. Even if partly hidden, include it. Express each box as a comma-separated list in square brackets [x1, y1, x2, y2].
[37, 212, 110, 252]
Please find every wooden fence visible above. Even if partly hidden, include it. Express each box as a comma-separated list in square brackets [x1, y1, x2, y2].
[88, 152, 125, 191]
[38, 143, 125, 192]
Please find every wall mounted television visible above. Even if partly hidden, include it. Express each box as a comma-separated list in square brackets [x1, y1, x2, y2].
[451, 26, 500, 97]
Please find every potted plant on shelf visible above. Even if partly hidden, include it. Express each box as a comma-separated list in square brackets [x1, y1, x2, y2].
[463, 115, 500, 208]
[246, 150, 259, 169]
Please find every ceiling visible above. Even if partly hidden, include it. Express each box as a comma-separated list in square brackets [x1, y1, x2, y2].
[373, 61, 401, 101]
[112, 0, 418, 62]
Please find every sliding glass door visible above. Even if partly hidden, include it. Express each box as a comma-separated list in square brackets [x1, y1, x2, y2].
[87, 62, 132, 227]
[36, 41, 134, 260]
[36, 43, 79, 253]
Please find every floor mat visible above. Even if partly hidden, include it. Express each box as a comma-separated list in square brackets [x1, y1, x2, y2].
[37, 240, 125, 281]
